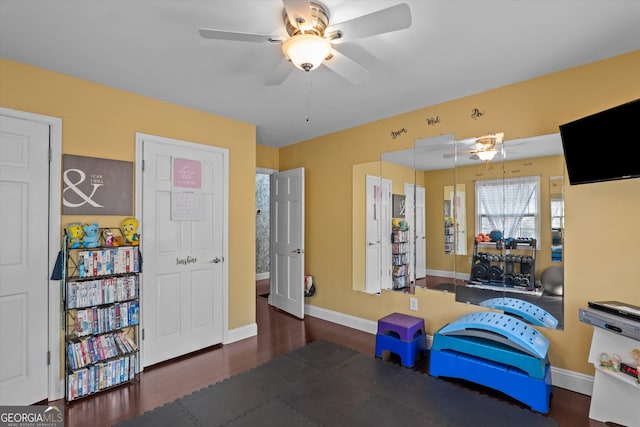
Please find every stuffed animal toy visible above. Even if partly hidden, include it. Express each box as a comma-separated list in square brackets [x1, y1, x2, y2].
[392, 219, 409, 231]
[82, 223, 100, 248]
[67, 223, 84, 248]
[121, 217, 140, 246]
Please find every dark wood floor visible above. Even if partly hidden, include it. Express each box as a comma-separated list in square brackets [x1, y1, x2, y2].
[47, 282, 605, 427]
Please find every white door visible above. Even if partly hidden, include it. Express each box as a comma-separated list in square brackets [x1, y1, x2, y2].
[0, 115, 49, 404]
[270, 168, 304, 318]
[415, 186, 426, 278]
[404, 183, 426, 280]
[381, 179, 392, 290]
[138, 134, 227, 367]
[365, 176, 392, 293]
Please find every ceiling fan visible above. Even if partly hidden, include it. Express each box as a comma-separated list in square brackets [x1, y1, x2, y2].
[444, 133, 505, 161]
[198, 0, 412, 85]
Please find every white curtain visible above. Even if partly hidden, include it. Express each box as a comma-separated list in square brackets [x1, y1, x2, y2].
[476, 176, 539, 239]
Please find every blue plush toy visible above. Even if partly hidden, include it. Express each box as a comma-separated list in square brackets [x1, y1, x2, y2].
[82, 223, 100, 248]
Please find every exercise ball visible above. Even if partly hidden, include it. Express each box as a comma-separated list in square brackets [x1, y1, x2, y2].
[541, 266, 564, 296]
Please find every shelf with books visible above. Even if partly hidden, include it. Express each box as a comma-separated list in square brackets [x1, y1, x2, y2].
[62, 226, 141, 402]
[444, 218, 455, 254]
[391, 227, 410, 290]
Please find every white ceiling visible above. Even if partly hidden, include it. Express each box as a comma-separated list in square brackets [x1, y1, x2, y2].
[1, 0, 638, 148]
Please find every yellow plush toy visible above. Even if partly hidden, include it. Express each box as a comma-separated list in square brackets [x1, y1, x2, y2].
[121, 217, 140, 246]
[68, 223, 84, 248]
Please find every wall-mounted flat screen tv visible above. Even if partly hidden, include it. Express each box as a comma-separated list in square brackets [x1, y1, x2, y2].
[559, 98, 639, 185]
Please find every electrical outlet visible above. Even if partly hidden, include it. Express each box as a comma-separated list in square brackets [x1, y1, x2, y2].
[469, 256, 473, 265]
[410, 297, 418, 311]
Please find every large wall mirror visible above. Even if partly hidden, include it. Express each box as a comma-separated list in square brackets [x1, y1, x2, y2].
[352, 133, 565, 330]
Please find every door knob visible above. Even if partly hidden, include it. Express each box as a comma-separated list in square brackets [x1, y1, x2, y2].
[210, 257, 221, 263]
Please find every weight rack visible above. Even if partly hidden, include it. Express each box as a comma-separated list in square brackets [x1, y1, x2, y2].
[469, 239, 537, 291]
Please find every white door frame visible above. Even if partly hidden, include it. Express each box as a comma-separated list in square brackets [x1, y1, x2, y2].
[0, 107, 63, 401]
[256, 167, 277, 282]
[135, 133, 230, 365]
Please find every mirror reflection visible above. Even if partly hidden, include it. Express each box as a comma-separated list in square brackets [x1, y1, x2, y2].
[443, 183, 466, 256]
[352, 132, 565, 329]
[453, 133, 565, 329]
[383, 134, 457, 294]
[550, 176, 564, 263]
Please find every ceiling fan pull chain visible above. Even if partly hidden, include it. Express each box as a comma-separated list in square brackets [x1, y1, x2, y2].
[305, 73, 313, 123]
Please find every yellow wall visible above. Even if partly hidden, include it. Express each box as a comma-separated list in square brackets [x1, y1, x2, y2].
[2, 50, 639, 380]
[256, 144, 279, 170]
[280, 50, 640, 375]
[0, 59, 257, 334]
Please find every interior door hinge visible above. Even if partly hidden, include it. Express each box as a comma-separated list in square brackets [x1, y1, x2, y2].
[48, 147, 52, 162]
[142, 159, 145, 172]
[47, 351, 50, 365]
[142, 329, 145, 340]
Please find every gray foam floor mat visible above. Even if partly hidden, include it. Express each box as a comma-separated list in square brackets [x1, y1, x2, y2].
[115, 340, 558, 427]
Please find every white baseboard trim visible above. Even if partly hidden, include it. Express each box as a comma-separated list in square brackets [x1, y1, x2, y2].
[549, 366, 594, 396]
[256, 273, 270, 281]
[225, 322, 258, 344]
[305, 304, 378, 334]
[425, 269, 468, 281]
[304, 303, 594, 396]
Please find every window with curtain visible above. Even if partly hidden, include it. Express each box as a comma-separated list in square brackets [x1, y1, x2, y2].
[475, 176, 540, 245]
[550, 199, 564, 230]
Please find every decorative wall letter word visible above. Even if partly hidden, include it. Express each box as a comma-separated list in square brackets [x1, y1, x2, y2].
[391, 127, 407, 139]
[62, 155, 133, 215]
[426, 116, 440, 126]
[176, 256, 198, 265]
[471, 108, 485, 119]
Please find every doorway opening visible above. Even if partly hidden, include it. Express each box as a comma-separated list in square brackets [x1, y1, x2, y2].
[256, 168, 276, 298]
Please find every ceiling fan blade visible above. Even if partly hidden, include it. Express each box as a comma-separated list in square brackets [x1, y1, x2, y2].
[323, 48, 369, 85]
[199, 28, 283, 43]
[282, 0, 313, 30]
[265, 59, 294, 86]
[327, 3, 411, 42]
[444, 149, 475, 158]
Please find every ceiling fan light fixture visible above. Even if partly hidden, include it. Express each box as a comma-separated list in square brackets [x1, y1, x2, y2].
[282, 34, 331, 71]
[476, 150, 498, 161]
[474, 132, 503, 161]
